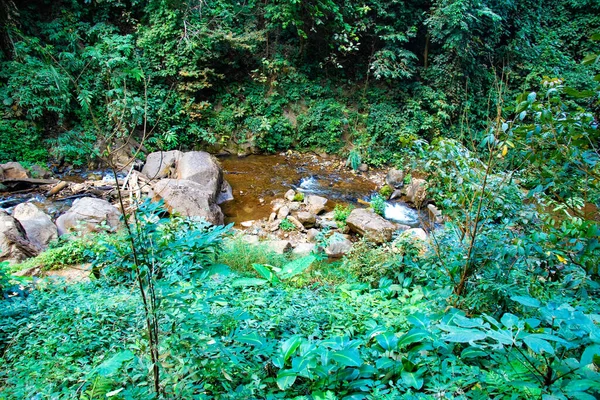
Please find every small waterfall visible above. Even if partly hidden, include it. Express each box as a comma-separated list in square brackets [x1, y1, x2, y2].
[384, 202, 420, 227]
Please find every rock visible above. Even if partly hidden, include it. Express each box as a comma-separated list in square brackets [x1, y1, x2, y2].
[13, 203, 57, 249]
[402, 228, 428, 242]
[29, 165, 51, 179]
[306, 195, 328, 215]
[386, 169, 405, 188]
[272, 199, 286, 213]
[325, 234, 353, 258]
[317, 218, 338, 230]
[358, 163, 369, 172]
[0, 183, 7, 192]
[176, 151, 223, 199]
[403, 178, 427, 208]
[277, 205, 290, 220]
[217, 180, 234, 204]
[0, 162, 29, 180]
[152, 179, 224, 225]
[346, 208, 396, 244]
[286, 215, 305, 231]
[292, 242, 314, 255]
[390, 189, 403, 200]
[268, 212, 277, 223]
[289, 202, 301, 211]
[45, 265, 92, 283]
[142, 150, 183, 179]
[242, 235, 260, 245]
[267, 240, 292, 254]
[55, 197, 121, 236]
[296, 211, 316, 228]
[267, 221, 280, 232]
[241, 220, 254, 228]
[393, 223, 411, 232]
[285, 189, 296, 201]
[306, 228, 320, 242]
[427, 204, 442, 224]
[0, 211, 38, 263]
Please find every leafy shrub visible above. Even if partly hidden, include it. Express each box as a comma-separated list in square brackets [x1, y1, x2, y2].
[379, 184, 393, 199]
[293, 192, 305, 202]
[218, 236, 291, 274]
[369, 194, 386, 216]
[279, 218, 296, 231]
[333, 204, 353, 226]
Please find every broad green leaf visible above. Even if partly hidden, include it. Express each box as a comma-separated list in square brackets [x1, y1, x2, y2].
[106, 388, 124, 397]
[95, 351, 134, 377]
[511, 295, 541, 308]
[501, 313, 519, 329]
[236, 333, 266, 347]
[375, 332, 398, 351]
[443, 329, 486, 343]
[581, 344, 600, 366]
[278, 255, 316, 279]
[231, 278, 267, 287]
[276, 370, 297, 390]
[331, 349, 362, 367]
[401, 370, 424, 390]
[523, 336, 555, 355]
[527, 92, 536, 103]
[252, 264, 280, 284]
[461, 347, 488, 359]
[398, 329, 429, 347]
[281, 336, 303, 362]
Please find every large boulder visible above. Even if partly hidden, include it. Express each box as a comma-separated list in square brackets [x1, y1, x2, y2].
[176, 151, 222, 199]
[0, 211, 38, 263]
[296, 211, 316, 228]
[142, 150, 183, 180]
[386, 169, 405, 189]
[403, 178, 427, 208]
[324, 234, 353, 258]
[346, 208, 396, 244]
[0, 162, 29, 181]
[152, 179, 224, 225]
[306, 195, 328, 215]
[13, 203, 57, 249]
[56, 197, 121, 236]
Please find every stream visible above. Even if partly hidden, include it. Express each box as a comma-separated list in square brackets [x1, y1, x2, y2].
[1, 154, 427, 228]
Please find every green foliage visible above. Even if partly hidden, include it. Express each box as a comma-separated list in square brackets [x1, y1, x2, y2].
[333, 204, 353, 226]
[279, 217, 296, 232]
[369, 194, 386, 216]
[379, 184, 393, 199]
[293, 191, 305, 202]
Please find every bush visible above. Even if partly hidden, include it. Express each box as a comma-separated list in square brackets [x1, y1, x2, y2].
[379, 184, 393, 198]
[369, 194, 386, 216]
[333, 204, 353, 226]
[279, 218, 296, 231]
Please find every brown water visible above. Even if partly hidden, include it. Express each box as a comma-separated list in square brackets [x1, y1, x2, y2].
[219, 154, 379, 224]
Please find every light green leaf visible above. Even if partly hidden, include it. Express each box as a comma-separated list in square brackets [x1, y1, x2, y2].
[511, 295, 541, 308]
[281, 336, 303, 363]
[231, 278, 267, 287]
[252, 264, 280, 284]
[278, 255, 316, 279]
[443, 329, 486, 343]
[401, 370, 424, 390]
[331, 349, 362, 367]
[524, 336, 555, 355]
[106, 388, 124, 397]
[398, 329, 429, 347]
[276, 370, 297, 390]
[581, 344, 600, 366]
[236, 333, 266, 347]
[375, 332, 398, 351]
[95, 351, 134, 377]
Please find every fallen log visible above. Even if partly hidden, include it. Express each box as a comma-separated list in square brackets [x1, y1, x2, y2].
[46, 180, 69, 197]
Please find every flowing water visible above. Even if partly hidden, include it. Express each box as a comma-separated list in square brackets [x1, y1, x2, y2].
[219, 154, 426, 227]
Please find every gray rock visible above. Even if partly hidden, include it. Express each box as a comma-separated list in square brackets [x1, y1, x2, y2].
[317, 218, 338, 230]
[268, 212, 277, 223]
[306, 195, 328, 215]
[176, 151, 223, 200]
[13, 203, 57, 249]
[402, 228, 428, 242]
[56, 197, 121, 236]
[142, 150, 183, 180]
[292, 242, 314, 255]
[386, 169, 405, 189]
[267, 240, 292, 254]
[277, 205, 290, 220]
[286, 215, 305, 231]
[0, 211, 37, 263]
[272, 199, 286, 212]
[289, 202, 301, 211]
[325, 234, 352, 258]
[296, 211, 316, 228]
[390, 189, 403, 200]
[152, 179, 224, 225]
[29, 165, 51, 179]
[358, 163, 369, 172]
[285, 189, 296, 201]
[346, 208, 396, 244]
[428, 204, 443, 224]
[306, 228, 320, 242]
[403, 178, 427, 208]
[0, 162, 28, 181]
[217, 180, 234, 204]
[242, 235, 260, 245]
